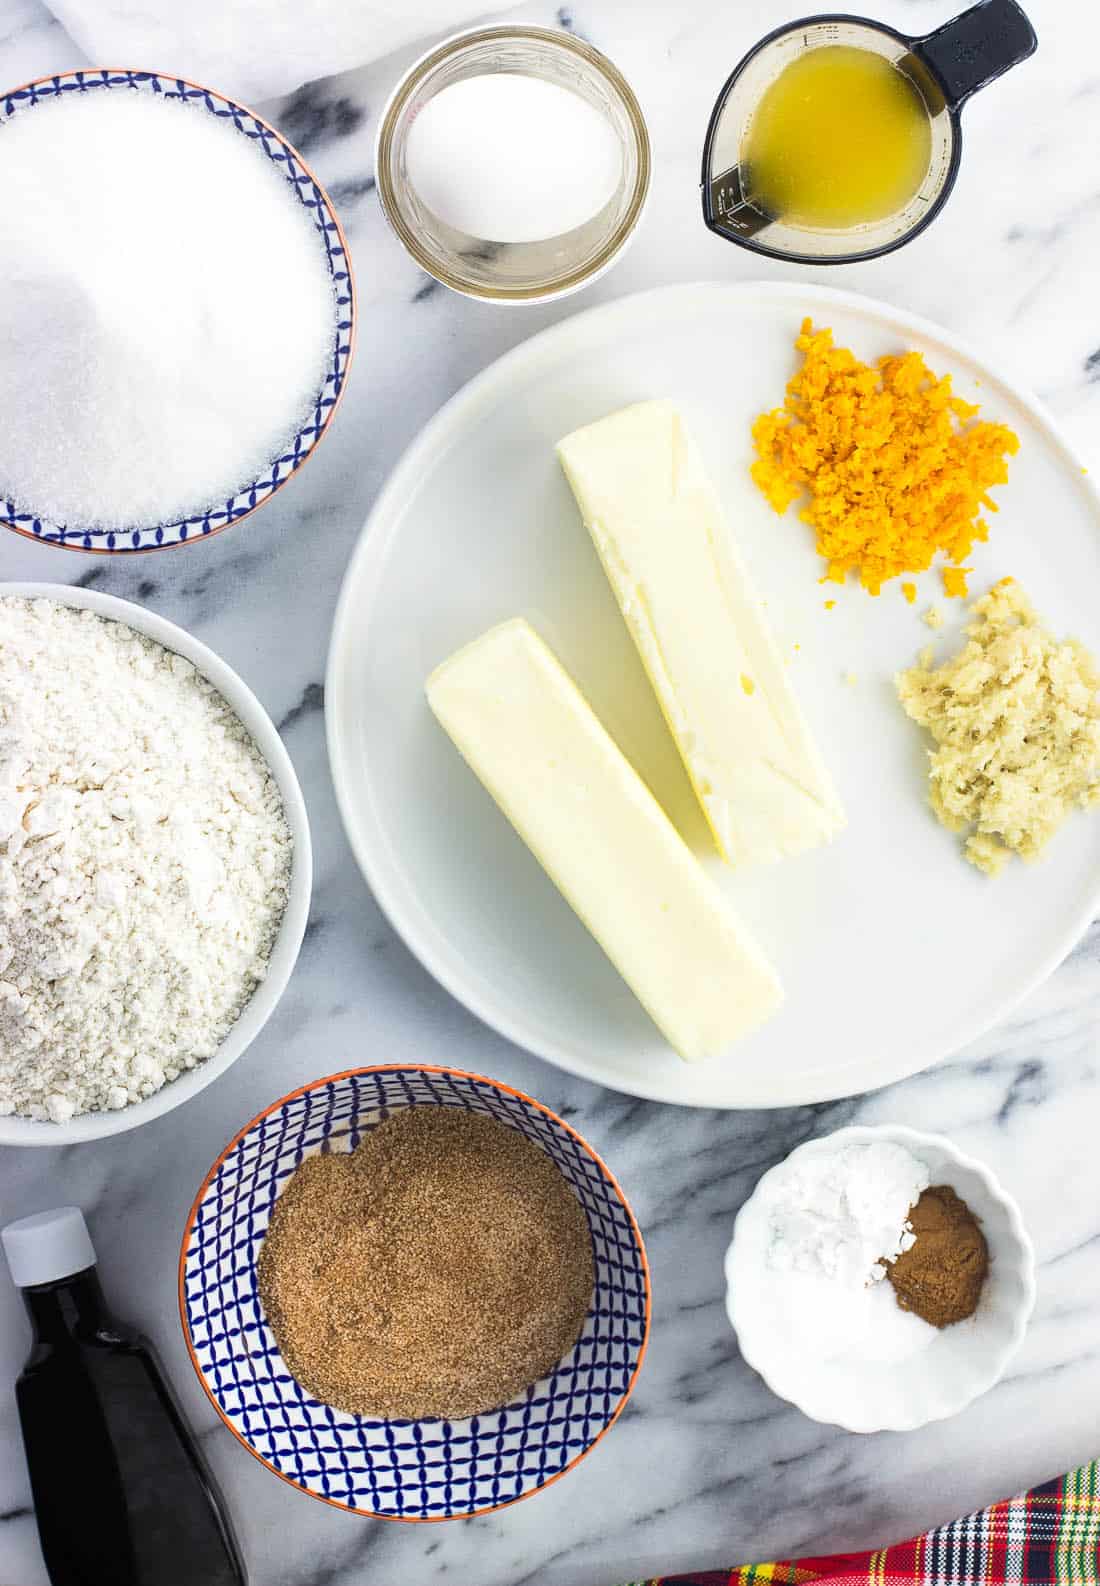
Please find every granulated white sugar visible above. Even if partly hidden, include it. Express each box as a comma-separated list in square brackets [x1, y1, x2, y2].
[0, 90, 337, 531]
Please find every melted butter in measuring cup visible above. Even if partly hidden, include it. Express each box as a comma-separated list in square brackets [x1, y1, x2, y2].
[741, 46, 933, 230]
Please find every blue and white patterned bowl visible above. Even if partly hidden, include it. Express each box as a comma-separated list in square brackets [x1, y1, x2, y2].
[179, 1065, 650, 1520]
[0, 69, 355, 554]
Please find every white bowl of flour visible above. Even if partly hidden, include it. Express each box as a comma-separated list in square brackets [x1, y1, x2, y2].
[725, 1124, 1035, 1432]
[0, 583, 311, 1145]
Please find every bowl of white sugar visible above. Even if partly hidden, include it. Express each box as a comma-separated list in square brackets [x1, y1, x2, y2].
[0, 584, 312, 1144]
[0, 70, 354, 553]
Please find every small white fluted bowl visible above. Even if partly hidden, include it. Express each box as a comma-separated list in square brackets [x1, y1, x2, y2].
[725, 1124, 1035, 1433]
[0, 582, 311, 1146]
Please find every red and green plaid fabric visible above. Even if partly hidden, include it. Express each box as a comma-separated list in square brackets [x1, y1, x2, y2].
[621, 1463, 1100, 1586]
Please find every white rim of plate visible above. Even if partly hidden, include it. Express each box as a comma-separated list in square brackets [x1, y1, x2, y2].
[326, 279, 1100, 1109]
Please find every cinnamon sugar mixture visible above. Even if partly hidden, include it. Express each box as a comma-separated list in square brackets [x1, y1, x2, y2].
[256, 1106, 594, 1420]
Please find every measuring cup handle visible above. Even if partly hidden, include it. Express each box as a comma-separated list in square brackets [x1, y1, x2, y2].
[911, 0, 1037, 111]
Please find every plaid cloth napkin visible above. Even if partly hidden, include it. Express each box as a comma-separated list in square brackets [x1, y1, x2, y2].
[621, 1463, 1099, 1586]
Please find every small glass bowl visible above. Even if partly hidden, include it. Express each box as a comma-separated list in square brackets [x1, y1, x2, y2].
[375, 26, 650, 305]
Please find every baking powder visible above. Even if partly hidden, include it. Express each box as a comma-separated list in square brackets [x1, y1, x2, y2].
[761, 1139, 936, 1364]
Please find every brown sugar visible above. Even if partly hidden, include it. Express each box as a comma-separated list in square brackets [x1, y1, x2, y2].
[256, 1106, 595, 1420]
[887, 1184, 988, 1327]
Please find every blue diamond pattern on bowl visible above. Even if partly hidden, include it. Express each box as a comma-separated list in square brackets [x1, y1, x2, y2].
[180, 1066, 650, 1520]
[0, 68, 354, 553]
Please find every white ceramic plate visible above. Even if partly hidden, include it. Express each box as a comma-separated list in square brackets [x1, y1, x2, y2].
[327, 282, 1100, 1109]
[0, 584, 312, 1145]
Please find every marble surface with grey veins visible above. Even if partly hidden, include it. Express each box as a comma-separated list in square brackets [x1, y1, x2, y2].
[1, 1, 1098, 1583]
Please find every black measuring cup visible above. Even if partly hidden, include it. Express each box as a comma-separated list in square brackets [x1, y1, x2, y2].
[702, 0, 1037, 264]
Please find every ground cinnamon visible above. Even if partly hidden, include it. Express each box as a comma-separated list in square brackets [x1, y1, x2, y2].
[256, 1106, 594, 1420]
[887, 1184, 988, 1327]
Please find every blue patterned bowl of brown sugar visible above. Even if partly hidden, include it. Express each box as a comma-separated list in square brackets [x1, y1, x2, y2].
[180, 1064, 650, 1520]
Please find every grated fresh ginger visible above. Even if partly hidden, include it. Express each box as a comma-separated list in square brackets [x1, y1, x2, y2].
[896, 578, 1100, 875]
[751, 320, 1019, 596]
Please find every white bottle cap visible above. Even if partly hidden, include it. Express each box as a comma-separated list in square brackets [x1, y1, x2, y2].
[2, 1206, 97, 1289]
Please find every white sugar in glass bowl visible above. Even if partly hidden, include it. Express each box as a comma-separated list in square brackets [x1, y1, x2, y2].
[0, 583, 311, 1147]
[725, 1124, 1035, 1433]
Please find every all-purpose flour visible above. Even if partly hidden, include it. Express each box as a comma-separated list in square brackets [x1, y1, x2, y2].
[0, 598, 291, 1122]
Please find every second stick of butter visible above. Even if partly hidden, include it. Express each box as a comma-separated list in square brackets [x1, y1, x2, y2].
[557, 402, 845, 867]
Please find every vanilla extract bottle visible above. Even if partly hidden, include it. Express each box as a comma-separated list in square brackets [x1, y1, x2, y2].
[3, 1207, 246, 1586]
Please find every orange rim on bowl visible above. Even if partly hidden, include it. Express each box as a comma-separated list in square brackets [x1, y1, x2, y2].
[0, 67, 356, 555]
[178, 1064, 651, 1521]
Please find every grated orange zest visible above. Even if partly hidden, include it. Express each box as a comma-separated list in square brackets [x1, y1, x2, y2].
[751, 319, 1018, 596]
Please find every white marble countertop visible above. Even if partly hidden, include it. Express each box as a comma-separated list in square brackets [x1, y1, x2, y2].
[1, 2, 1098, 1583]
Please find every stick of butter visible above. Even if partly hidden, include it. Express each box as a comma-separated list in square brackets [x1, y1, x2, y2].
[557, 402, 846, 866]
[427, 619, 783, 1061]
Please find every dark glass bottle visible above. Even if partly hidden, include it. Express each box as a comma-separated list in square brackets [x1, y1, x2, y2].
[3, 1207, 247, 1586]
